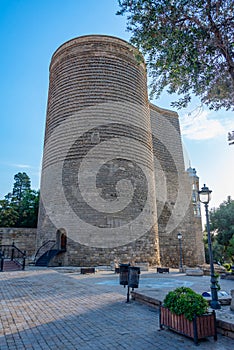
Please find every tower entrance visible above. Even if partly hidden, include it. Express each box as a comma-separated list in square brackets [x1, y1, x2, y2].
[56, 228, 67, 252]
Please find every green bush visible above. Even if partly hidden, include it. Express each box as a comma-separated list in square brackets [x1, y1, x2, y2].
[163, 287, 209, 321]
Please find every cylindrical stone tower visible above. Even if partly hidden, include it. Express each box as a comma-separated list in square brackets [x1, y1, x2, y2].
[37, 35, 160, 266]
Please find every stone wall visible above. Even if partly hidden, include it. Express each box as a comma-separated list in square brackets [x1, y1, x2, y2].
[0, 228, 37, 261]
[150, 105, 205, 267]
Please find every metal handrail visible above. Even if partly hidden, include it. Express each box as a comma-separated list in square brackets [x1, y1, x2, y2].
[34, 240, 56, 262]
[0, 242, 26, 271]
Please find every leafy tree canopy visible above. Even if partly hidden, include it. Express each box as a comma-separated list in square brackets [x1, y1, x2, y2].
[209, 196, 234, 262]
[117, 0, 234, 110]
[0, 199, 19, 227]
[0, 173, 39, 228]
[12, 172, 31, 202]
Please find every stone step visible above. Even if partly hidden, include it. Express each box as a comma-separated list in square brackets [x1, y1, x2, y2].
[2, 260, 22, 271]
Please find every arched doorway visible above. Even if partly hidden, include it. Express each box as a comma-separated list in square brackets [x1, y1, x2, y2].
[56, 228, 67, 252]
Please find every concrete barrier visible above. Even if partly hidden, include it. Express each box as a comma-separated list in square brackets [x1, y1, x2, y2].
[186, 268, 204, 276]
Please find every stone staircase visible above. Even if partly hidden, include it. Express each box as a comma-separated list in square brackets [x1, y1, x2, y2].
[35, 249, 60, 266]
[1, 243, 26, 272]
[2, 260, 22, 272]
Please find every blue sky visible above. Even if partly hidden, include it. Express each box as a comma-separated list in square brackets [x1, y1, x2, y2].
[0, 0, 233, 210]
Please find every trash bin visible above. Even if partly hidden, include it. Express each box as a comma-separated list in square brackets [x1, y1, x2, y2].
[119, 263, 130, 286]
[128, 266, 140, 288]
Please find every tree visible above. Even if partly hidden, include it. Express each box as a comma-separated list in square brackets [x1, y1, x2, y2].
[15, 190, 40, 228]
[209, 196, 234, 262]
[226, 235, 234, 263]
[117, 0, 234, 110]
[12, 172, 31, 203]
[0, 173, 39, 228]
[0, 199, 19, 227]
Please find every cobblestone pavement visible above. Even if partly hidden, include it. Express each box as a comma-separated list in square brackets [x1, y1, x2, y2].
[0, 268, 233, 350]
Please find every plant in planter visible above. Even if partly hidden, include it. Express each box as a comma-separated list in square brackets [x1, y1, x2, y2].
[163, 286, 208, 320]
[214, 272, 221, 291]
[160, 287, 217, 344]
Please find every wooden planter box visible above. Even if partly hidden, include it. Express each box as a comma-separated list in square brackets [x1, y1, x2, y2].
[159, 306, 217, 345]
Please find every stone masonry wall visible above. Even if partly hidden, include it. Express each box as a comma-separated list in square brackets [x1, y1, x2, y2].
[0, 227, 37, 261]
[150, 104, 205, 267]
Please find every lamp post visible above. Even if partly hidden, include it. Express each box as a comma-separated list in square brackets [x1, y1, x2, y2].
[177, 232, 183, 272]
[198, 184, 221, 309]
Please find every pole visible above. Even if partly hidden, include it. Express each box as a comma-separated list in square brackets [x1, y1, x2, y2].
[127, 286, 130, 303]
[0, 251, 4, 272]
[11, 243, 15, 261]
[179, 239, 183, 272]
[205, 203, 221, 309]
[22, 251, 26, 271]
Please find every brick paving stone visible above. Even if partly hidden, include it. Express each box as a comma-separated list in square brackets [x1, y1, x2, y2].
[0, 268, 233, 350]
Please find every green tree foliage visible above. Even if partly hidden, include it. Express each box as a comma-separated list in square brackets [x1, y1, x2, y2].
[209, 196, 234, 262]
[12, 172, 31, 203]
[0, 199, 19, 227]
[15, 189, 40, 228]
[117, 0, 234, 110]
[227, 235, 234, 262]
[0, 173, 39, 228]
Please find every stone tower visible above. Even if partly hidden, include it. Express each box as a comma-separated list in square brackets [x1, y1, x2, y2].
[150, 105, 205, 266]
[37, 35, 160, 266]
[37, 35, 205, 267]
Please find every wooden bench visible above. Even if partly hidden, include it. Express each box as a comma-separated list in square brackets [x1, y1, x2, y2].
[157, 267, 169, 273]
[80, 267, 95, 274]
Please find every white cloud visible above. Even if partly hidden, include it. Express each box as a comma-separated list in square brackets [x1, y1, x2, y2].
[180, 110, 227, 140]
[11, 163, 32, 169]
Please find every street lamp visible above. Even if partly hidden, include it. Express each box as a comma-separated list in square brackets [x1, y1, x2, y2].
[198, 184, 221, 309]
[177, 232, 183, 272]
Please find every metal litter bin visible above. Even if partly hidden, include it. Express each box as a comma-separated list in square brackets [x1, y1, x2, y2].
[119, 263, 130, 286]
[128, 266, 140, 288]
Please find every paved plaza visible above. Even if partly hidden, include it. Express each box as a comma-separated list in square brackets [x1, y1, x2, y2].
[0, 268, 233, 350]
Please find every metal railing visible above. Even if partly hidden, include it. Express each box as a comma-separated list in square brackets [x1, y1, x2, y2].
[0, 242, 26, 271]
[34, 240, 56, 264]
